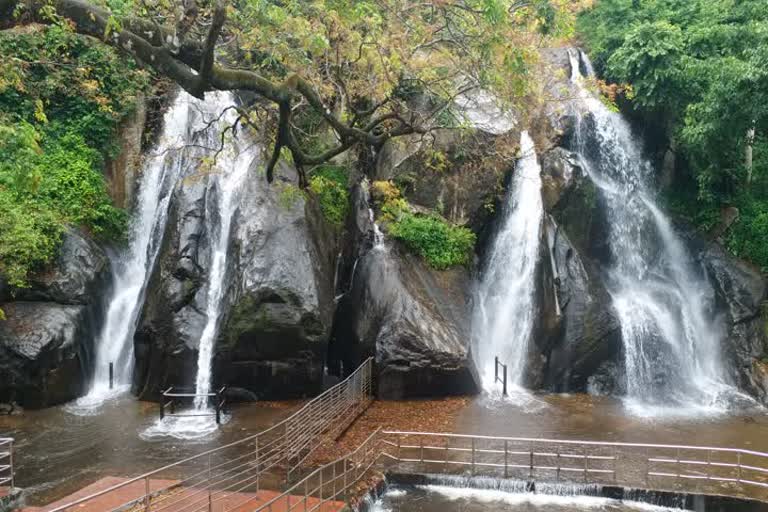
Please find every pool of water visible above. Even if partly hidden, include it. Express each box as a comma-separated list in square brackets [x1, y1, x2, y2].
[457, 392, 768, 451]
[0, 396, 298, 506]
[369, 483, 687, 512]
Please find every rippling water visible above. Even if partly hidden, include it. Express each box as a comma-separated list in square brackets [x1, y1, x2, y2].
[0, 398, 297, 506]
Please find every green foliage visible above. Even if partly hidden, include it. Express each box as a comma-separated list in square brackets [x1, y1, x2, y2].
[726, 197, 768, 272]
[579, 0, 768, 268]
[0, 188, 64, 288]
[0, 25, 147, 286]
[372, 180, 475, 269]
[388, 213, 476, 270]
[308, 165, 349, 226]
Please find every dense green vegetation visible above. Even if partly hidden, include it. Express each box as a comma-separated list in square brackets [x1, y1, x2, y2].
[578, 0, 768, 270]
[308, 165, 350, 227]
[373, 181, 476, 269]
[0, 25, 149, 286]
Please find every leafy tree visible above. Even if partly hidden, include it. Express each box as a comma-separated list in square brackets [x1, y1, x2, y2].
[0, 0, 574, 187]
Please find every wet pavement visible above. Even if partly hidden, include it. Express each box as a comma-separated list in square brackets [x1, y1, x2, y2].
[0, 396, 299, 506]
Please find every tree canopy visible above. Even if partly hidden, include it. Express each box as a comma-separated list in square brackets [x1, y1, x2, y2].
[0, 0, 577, 285]
[1, 0, 575, 186]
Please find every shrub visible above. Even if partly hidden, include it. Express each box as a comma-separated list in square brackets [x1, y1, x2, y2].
[0, 189, 64, 287]
[308, 165, 349, 226]
[388, 212, 476, 269]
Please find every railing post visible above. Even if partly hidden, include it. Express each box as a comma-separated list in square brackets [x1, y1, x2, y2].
[471, 438, 475, 474]
[495, 356, 499, 381]
[159, 400, 164, 421]
[503, 364, 508, 396]
[529, 442, 534, 479]
[9, 441, 14, 490]
[737, 452, 742, 483]
[109, 362, 114, 390]
[144, 476, 150, 512]
[504, 440, 509, 479]
[644, 447, 649, 487]
[208, 453, 213, 512]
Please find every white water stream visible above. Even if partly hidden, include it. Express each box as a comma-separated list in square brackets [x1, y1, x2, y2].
[68, 93, 192, 414]
[567, 49, 749, 415]
[143, 91, 254, 439]
[473, 131, 544, 394]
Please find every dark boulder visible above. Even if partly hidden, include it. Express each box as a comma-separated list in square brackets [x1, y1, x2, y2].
[16, 229, 110, 305]
[217, 163, 336, 400]
[0, 229, 109, 407]
[331, 185, 478, 399]
[134, 161, 337, 400]
[0, 303, 91, 407]
[536, 147, 622, 393]
[374, 129, 513, 234]
[133, 171, 212, 397]
[539, 217, 622, 392]
[696, 241, 768, 402]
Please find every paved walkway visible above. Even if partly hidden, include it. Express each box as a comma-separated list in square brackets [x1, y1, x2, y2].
[22, 476, 345, 512]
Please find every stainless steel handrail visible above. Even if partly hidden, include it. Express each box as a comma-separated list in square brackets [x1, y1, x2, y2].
[0, 438, 13, 490]
[381, 431, 768, 500]
[250, 428, 382, 512]
[46, 358, 374, 512]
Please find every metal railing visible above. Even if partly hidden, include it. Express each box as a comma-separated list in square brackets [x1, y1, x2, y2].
[250, 428, 381, 512]
[0, 438, 14, 489]
[160, 386, 228, 425]
[380, 432, 768, 501]
[47, 358, 373, 512]
[494, 357, 508, 396]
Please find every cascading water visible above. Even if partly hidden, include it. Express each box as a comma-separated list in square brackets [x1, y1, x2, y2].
[143, 90, 254, 439]
[567, 49, 748, 415]
[68, 93, 192, 413]
[191, 101, 252, 411]
[473, 131, 543, 393]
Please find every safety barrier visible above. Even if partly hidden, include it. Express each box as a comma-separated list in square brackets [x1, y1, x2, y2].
[380, 431, 768, 501]
[159, 386, 228, 425]
[47, 358, 373, 512]
[250, 428, 381, 512]
[0, 438, 14, 489]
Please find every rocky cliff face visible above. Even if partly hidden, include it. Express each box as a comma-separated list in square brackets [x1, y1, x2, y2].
[133, 161, 337, 400]
[330, 186, 478, 398]
[0, 230, 110, 408]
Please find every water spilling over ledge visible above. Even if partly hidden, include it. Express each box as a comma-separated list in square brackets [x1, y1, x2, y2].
[566, 49, 755, 416]
[473, 130, 544, 394]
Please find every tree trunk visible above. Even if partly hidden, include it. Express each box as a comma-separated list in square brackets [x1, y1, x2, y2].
[745, 124, 755, 185]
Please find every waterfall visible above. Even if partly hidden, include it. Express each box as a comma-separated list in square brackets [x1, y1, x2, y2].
[191, 95, 252, 410]
[68, 93, 192, 413]
[567, 49, 746, 414]
[141, 90, 255, 439]
[473, 131, 543, 392]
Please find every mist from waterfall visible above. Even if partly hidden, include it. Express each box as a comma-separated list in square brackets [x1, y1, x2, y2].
[473, 131, 543, 393]
[68, 93, 192, 414]
[567, 49, 747, 415]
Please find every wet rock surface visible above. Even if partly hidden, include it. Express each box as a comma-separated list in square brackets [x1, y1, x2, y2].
[133, 162, 336, 400]
[0, 229, 108, 408]
[331, 186, 478, 399]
